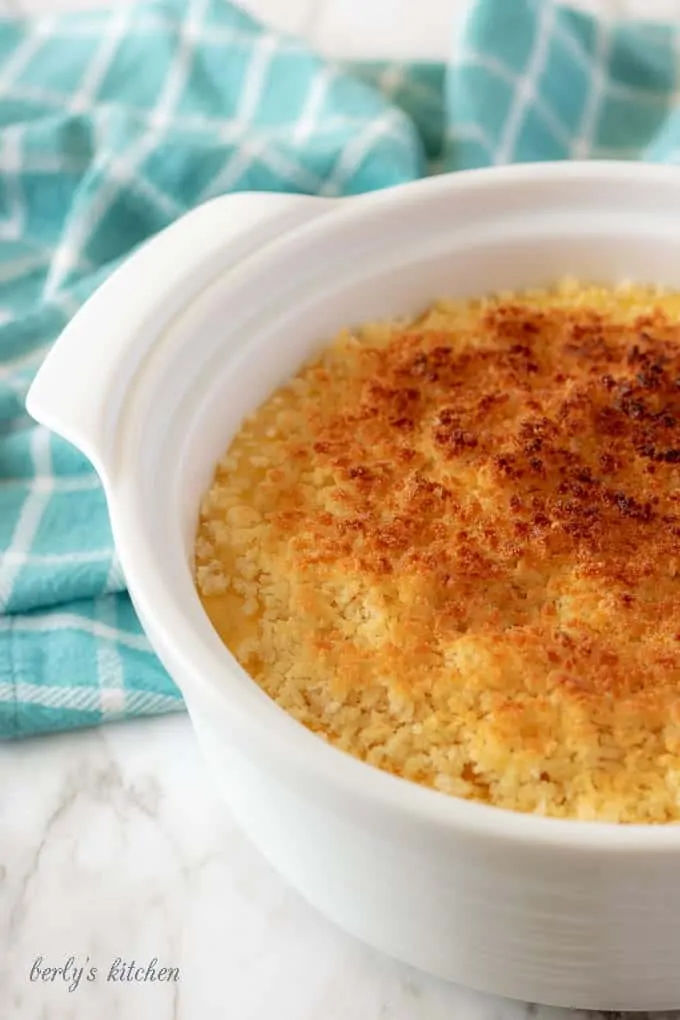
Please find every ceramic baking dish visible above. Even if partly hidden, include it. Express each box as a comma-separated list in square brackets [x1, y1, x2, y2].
[27, 162, 680, 1011]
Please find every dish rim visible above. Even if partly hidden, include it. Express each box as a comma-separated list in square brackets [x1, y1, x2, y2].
[54, 161, 680, 851]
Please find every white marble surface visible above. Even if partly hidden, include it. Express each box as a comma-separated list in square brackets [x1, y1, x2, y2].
[2, 0, 680, 1018]
[0, 714, 549, 1020]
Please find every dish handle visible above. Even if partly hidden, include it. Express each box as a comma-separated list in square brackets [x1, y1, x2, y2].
[26, 192, 338, 481]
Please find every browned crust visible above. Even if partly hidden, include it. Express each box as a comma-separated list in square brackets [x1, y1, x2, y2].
[195, 283, 680, 823]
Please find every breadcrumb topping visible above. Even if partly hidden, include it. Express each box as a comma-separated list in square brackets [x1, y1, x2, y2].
[195, 282, 680, 823]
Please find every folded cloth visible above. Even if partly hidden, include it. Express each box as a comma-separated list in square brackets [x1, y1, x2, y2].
[1, 0, 678, 738]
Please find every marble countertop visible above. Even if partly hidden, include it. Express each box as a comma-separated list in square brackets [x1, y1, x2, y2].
[1, 0, 678, 1018]
[2, 714, 548, 1020]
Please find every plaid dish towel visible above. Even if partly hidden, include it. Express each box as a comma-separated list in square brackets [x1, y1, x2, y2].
[2, 0, 679, 739]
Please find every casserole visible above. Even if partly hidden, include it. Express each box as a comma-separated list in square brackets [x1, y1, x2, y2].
[27, 162, 680, 1010]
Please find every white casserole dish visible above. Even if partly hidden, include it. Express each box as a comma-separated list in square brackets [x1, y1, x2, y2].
[27, 162, 680, 1011]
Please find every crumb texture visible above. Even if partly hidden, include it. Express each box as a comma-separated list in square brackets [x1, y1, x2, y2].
[195, 282, 680, 823]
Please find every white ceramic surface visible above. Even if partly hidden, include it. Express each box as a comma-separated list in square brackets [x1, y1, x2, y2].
[25, 162, 680, 1012]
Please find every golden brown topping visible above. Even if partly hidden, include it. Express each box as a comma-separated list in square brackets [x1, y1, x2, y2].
[196, 283, 680, 823]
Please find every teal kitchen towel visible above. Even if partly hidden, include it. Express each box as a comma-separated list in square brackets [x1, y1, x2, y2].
[1, 0, 678, 738]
